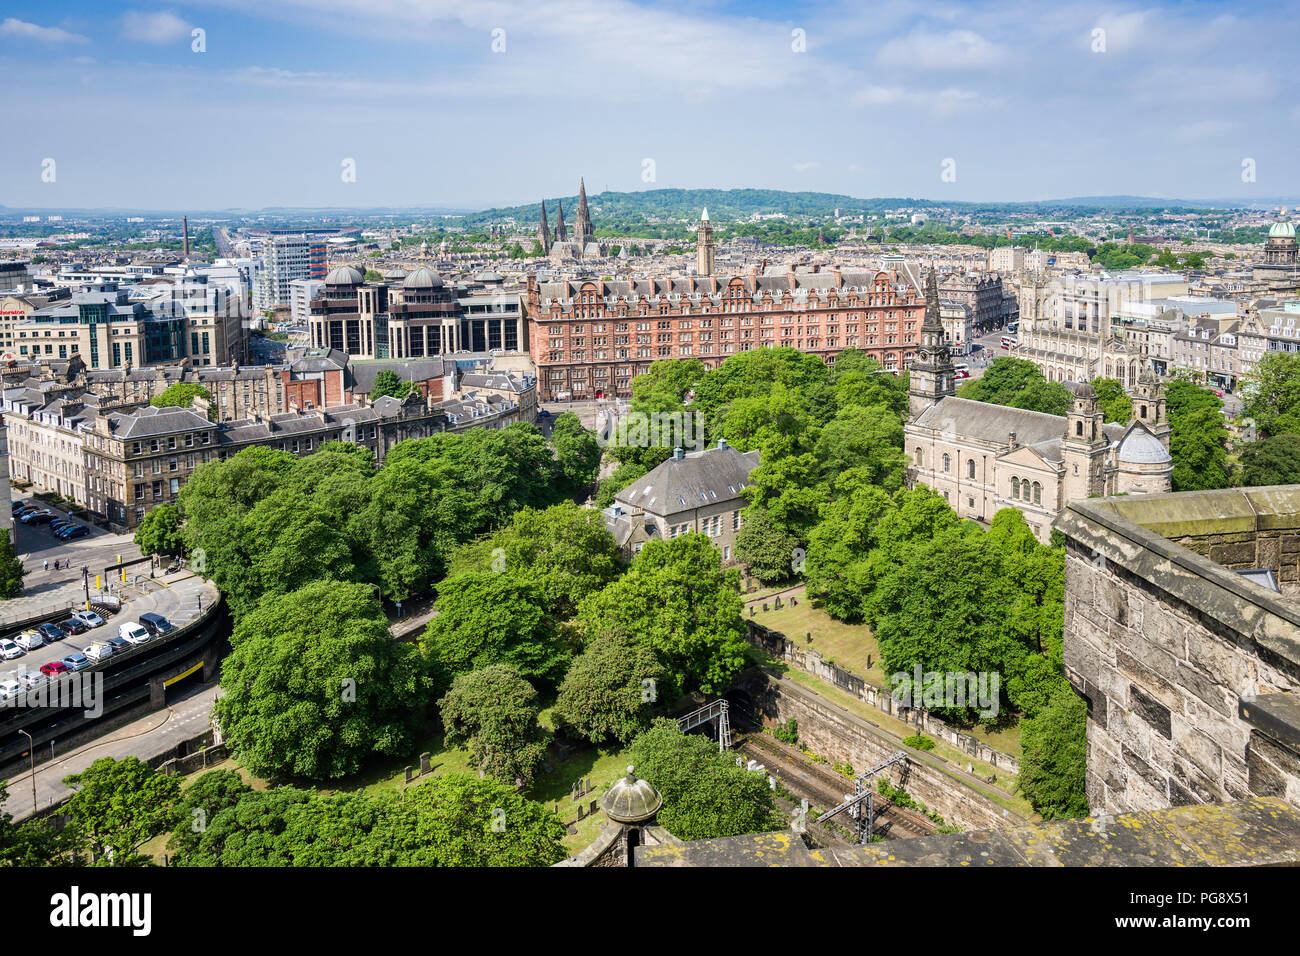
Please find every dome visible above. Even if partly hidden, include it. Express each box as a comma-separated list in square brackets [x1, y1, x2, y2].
[384, 269, 408, 281]
[600, 766, 662, 824]
[325, 264, 364, 286]
[1118, 427, 1171, 465]
[1269, 222, 1296, 240]
[404, 267, 444, 289]
[1072, 382, 1096, 401]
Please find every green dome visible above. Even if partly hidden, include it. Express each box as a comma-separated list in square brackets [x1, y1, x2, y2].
[1269, 221, 1296, 240]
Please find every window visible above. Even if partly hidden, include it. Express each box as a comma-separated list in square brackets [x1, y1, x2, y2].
[914, 448, 923, 466]
[942, 453, 951, 473]
[1011, 477, 1020, 498]
[967, 459, 976, 479]
[1032, 482, 1042, 505]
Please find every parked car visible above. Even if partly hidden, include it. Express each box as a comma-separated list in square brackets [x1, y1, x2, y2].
[19, 510, 52, 524]
[58, 618, 88, 636]
[61, 653, 91, 672]
[83, 643, 113, 662]
[106, 636, 131, 654]
[40, 661, 70, 677]
[19, 670, 46, 691]
[119, 622, 151, 646]
[13, 630, 44, 651]
[49, 518, 71, 532]
[10, 499, 30, 514]
[14, 507, 40, 520]
[58, 525, 89, 541]
[0, 677, 21, 700]
[537, 409, 551, 418]
[0, 639, 24, 661]
[72, 610, 105, 629]
[138, 613, 173, 637]
[37, 623, 65, 643]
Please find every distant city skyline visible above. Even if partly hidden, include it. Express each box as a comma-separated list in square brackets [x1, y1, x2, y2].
[2, 1, 1298, 210]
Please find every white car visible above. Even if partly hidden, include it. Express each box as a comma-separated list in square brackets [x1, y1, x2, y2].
[72, 610, 105, 629]
[118, 623, 151, 646]
[13, 630, 44, 651]
[19, 670, 45, 691]
[0, 677, 21, 700]
[0, 639, 25, 661]
[83, 642, 113, 662]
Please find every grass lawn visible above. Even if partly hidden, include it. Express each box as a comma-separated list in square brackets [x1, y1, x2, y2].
[749, 600, 1023, 760]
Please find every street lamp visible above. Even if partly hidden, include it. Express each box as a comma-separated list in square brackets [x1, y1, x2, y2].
[17, 729, 36, 814]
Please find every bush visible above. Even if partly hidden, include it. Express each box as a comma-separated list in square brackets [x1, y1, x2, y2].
[771, 718, 799, 745]
[902, 733, 935, 751]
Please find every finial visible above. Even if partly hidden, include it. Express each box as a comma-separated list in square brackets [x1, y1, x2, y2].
[625, 765, 636, 782]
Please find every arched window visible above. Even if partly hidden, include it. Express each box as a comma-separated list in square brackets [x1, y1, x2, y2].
[1033, 482, 1042, 505]
[942, 453, 951, 473]
[967, 459, 976, 479]
[1076, 421, 1083, 437]
[1140, 404, 1148, 418]
[1011, 477, 1020, 498]
[914, 447, 923, 466]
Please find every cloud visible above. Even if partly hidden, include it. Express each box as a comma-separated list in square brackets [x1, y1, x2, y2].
[0, 18, 90, 44]
[792, 161, 820, 171]
[852, 84, 1000, 116]
[120, 10, 192, 44]
[876, 28, 1005, 71]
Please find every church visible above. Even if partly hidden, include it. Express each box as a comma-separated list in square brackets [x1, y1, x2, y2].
[904, 271, 1173, 543]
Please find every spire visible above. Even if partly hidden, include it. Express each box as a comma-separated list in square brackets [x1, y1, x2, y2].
[555, 200, 568, 243]
[574, 178, 594, 251]
[701, 207, 710, 222]
[538, 200, 551, 251]
[922, 268, 942, 331]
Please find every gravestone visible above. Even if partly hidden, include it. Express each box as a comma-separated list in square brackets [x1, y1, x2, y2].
[589, 799, 598, 815]
[774, 596, 783, 609]
[750, 606, 756, 617]
[567, 824, 578, 836]
[790, 596, 797, 606]
[577, 804, 586, 821]
[806, 631, 812, 644]
[420, 752, 431, 774]
[404, 766, 413, 784]
[763, 603, 769, 612]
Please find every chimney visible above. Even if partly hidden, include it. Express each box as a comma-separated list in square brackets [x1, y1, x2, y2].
[1008, 431, 1017, 448]
[673, 446, 684, 460]
[717, 438, 728, 450]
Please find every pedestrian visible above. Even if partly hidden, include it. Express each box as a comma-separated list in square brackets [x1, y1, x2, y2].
[43, 559, 48, 572]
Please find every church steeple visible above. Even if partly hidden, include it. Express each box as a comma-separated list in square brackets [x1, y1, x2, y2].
[908, 269, 955, 420]
[574, 178, 594, 251]
[538, 200, 552, 252]
[555, 200, 568, 243]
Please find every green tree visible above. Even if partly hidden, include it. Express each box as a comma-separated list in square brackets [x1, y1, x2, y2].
[0, 781, 85, 865]
[63, 757, 181, 863]
[370, 368, 415, 401]
[577, 534, 747, 696]
[553, 630, 666, 745]
[550, 412, 602, 498]
[133, 502, 184, 557]
[959, 358, 1072, 416]
[1170, 406, 1232, 491]
[0, 536, 24, 599]
[734, 507, 800, 584]
[1240, 433, 1300, 486]
[439, 664, 549, 787]
[215, 581, 431, 780]
[166, 769, 253, 864]
[1090, 378, 1132, 425]
[423, 572, 567, 687]
[405, 773, 567, 866]
[629, 719, 784, 841]
[1242, 352, 1300, 437]
[151, 382, 213, 417]
[1019, 683, 1089, 819]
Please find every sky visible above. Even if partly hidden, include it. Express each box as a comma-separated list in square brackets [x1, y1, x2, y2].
[2, 0, 1298, 211]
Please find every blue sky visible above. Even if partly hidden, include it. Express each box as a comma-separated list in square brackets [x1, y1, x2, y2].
[2, 1, 1297, 210]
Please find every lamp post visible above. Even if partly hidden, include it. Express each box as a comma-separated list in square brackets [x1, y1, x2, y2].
[18, 729, 36, 814]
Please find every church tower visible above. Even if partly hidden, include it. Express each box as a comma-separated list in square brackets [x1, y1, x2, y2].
[555, 200, 568, 244]
[696, 208, 715, 276]
[908, 269, 956, 420]
[538, 201, 552, 253]
[1062, 383, 1110, 501]
[574, 179, 595, 251]
[1131, 368, 1170, 446]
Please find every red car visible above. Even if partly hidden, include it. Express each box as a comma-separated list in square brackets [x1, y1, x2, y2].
[40, 661, 69, 677]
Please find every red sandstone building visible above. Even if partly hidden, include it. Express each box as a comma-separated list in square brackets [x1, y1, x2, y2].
[526, 263, 929, 401]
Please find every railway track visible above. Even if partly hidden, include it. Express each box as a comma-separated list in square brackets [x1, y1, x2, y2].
[736, 731, 937, 841]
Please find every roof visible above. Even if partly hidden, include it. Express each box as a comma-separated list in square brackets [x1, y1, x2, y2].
[105, 405, 212, 438]
[614, 441, 759, 517]
[1117, 422, 1172, 465]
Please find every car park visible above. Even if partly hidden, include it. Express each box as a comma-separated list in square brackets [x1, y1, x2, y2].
[13, 631, 44, 651]
[62, 653, 91, 672]
[119, 622, 152, 646]
[58, 619, 88, 637]
[38, 622, 65, 643]
[19, 510, 52, 524]
[138, 613, 173, 637]
[72, 610, 105, 629]
[40, 661, 69, 677]
[0, 640, 23, 661]
[20, 671, 46, 691]
[83, 643, 113, 662]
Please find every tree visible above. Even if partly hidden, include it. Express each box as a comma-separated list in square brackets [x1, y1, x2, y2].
[363, 269, 383, 281]
[1018, 683, 1089, 819]
[1090, 378, 1132, 425]
[0, 780, 84, 865]
[63, 757, 181, 863]
[439, 664, 549, 787]
[629, 719, 784, 841]
[133, 502, 184, 557]
[1243, 352, 1300, 437]
[553, 630, 666, 745]
[166, 769, 253, 864]
[215, 581, 431, 781]
[370, 368, 414, 401]
[959, 358, 1072, 416]
[151, 382, 213, 417]
[577, 534, 747, 696]
[734, 507, 801, 584]
[1170, 406, 1232, 491]
[1240, 433, 1300, 486]
[406, 774, 567, 866]
[0, 536, 24, 599]
[549, 412, 602, 498]
[423, 572, 567, 688]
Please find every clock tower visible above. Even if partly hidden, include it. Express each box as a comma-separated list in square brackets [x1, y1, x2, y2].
[908, 269, 956, 421]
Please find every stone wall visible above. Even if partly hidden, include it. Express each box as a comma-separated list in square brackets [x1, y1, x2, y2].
[746, 621, 1020, 775]
[1056, 488, 1300, 815]
[734, 668, 1022, 830]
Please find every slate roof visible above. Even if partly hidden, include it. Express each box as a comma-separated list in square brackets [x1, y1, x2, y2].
[615, 441, 759, 517]
[104, 405, 212, 438]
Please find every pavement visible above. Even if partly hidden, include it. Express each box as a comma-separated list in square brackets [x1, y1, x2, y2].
[1, 681, 221, 821]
